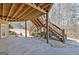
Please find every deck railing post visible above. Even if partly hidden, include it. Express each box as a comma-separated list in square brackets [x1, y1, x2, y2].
[62, 29, 67, 42]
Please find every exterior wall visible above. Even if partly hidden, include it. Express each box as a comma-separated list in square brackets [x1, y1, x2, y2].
[0, 20, 9, 39]
[1, 24, 9, 38]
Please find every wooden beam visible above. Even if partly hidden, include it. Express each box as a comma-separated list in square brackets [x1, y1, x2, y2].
[20, 9, 36, 19]
[34, 18, 41, 26]
[1, 3, 52, 22]
[31, 19, 39, 27]
[42, 4, 50, 9]
[34, 3, 44, 7]
[19, 8, 35, 19]
[35, 18, 42, 26]
[24, 10, 44, 20]
[40, 4, 49, 9]
[5, 4, 13, 20]
[7, 10, 43, 22]
[17, 9, 41, 20]
[8, 19, 28, 22]
[24, 4, 50, 18]
[26, 3, 46, 13]
[33, 19, 40, 27]
[31, 13, 44, 20]
[37, 18, 44, 26]
[3, 4, 6, 17]
[2, 3, 11, 20]
[2, 3, 5, 20]
[0, 4, 3, 19]
[46, 3, 53, 12]
[6, 3, 15, 20]
[12, 4, 25, 18]
[25, 10, 41, 18]
[38, 3, 44, 7]
[21, 4, 43, 18]
[16, 6, 31, 19]
[6, 3, 20, 20]
[0, 4, 2, 16]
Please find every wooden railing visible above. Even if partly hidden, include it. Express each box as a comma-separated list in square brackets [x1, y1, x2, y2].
[48, 21, 66, 42]
[30, 17, 67, 42]
[48, 21, 64, 37]
[39, 18, 67, 42]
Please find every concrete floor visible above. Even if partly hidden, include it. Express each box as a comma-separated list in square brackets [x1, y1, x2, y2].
[0, 36, 79, 55]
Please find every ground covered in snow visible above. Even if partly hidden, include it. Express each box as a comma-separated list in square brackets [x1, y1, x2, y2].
[0, 36, 79, 55]
[49, 38, 79, 48]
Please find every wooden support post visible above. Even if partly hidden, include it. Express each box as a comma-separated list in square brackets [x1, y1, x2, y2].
[46, 12, 48, 43]
[62, 29, 66, 42]
[25, 21, 27, 37]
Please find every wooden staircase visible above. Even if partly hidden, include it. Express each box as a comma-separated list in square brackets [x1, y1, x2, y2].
[30, 16, 67, 42]
[48, 21, 66, 42]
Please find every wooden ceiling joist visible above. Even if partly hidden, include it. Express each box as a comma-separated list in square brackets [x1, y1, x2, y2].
[42, 4, 50, 9]
[0, 4, 3, 16]
[26, 3, 46, 13]
[16, 6, 31, 19]
[3, 4, 12, 20]
[0, 3, 53, 22]
[6, 3, 15, 20]
[24, 9, 43, 20]
[18, 8, 35, 19]
[2, 3, 4, 20]
[46, 3, 53, 12]
[12, 4, 25, 18]
[6, 4, 21, 20]
[37, 3, 44, 7]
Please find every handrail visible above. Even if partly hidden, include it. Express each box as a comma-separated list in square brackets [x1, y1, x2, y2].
[30, 16, 66, 42]
[48, 22, 63, 35]
[48, 21, 66, 41]
[49, 26, 63, 37]
[48, 21, 63, 31]
[40, 17, 66, 42]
